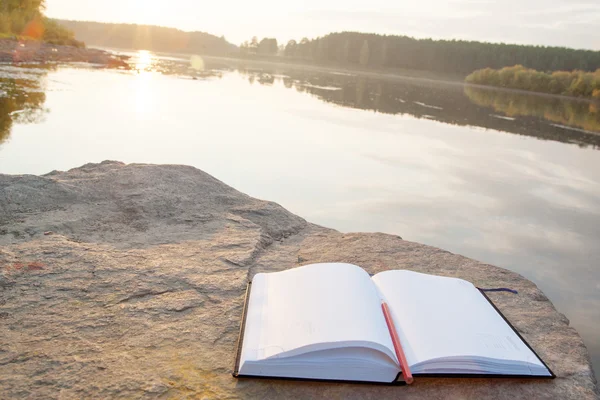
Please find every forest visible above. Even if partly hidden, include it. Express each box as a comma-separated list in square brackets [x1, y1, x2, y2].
[57, 20, 237, 56]
[0, 0, 81, 46]
[244, 32, 600, 76]
[466, 65, 600, 100]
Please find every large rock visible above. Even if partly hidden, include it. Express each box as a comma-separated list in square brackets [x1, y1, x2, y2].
[0, 161, 597, 399]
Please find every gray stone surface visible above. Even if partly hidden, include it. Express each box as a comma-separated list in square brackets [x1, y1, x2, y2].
[0, 161, 597, 399]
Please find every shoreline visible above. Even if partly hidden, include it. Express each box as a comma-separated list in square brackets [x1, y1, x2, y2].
[0, 38, 129, 67]
[2, 38, 596, 105]
[181, 51, 600, 105]
[224, 55, 600, 104]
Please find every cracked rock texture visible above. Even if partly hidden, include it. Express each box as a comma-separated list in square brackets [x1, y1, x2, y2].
[0, 161, 597, 399]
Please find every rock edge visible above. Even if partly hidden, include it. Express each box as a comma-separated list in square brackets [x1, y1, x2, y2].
[0, 161, 597, 399]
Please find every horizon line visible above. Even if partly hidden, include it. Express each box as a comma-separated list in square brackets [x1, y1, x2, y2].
[52, 18, 600, 53]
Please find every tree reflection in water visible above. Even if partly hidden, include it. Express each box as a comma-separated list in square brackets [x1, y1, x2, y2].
[2, 62, 599, 151]
[238, 67, 600, 149]
[464, 86, 600, 135]
[0, 66, 49, 146]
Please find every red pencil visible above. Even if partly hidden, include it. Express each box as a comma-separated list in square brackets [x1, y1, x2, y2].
[381, 302, 414, 384]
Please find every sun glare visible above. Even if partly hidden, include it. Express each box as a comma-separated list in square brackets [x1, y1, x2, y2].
[135, 50, 154, 74]
[132, 50, 156, 114]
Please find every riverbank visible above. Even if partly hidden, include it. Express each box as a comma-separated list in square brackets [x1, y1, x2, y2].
[0, 38, 129, 67]
[0, 161, 596, 398]
[466, 65, 600, 101]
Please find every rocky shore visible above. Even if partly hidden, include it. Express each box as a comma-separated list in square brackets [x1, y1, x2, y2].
[0, 161, 597, 399]
[0, 38, 129, 67]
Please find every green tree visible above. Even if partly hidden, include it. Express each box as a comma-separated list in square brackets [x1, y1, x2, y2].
[246, 36, 258, 54]
[379, 40, 388, 67]
[337, 39, 349, 63]
[257, 38, 278, 55]
[359, 40, 369, 66]
[285, 40, 297, 57]
[298, 37, 311, 59]
[0, 0, 81, 46]
[280, 32, 600, 75]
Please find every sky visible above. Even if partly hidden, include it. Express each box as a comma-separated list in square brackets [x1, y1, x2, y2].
[45, 0, 600, 50]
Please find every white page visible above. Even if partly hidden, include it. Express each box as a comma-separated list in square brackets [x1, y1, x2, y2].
[240, 346, 400, 382]
[240, 263, 397, 367]
[372, 270, 545, 369]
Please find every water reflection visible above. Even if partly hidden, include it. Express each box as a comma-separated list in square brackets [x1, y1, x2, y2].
[0, 59, 599, 378]
[238, 67, 600, 149]
[2, 57, 598, 151]
[0, 66, 49, 145]
[134, 50, 154, 73]
[116, 50, 224, 80]
[464, 86, 600, 135]
[0, 54, 230, 146]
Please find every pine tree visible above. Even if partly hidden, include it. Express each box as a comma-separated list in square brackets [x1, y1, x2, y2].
[359, 40, 369, 66]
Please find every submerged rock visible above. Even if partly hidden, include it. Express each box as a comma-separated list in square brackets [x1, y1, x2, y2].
[0, 161, 597, 399]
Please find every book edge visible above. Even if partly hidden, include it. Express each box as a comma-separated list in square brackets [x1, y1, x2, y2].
[474, 289, 556, 379]
[234, 372, 406, 386]
[232, 281, 252, 377]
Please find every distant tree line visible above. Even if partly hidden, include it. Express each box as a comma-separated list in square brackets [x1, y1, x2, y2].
[0, 1, 82, 46]
[241, 32, 600, 76]
[56, 20, 237, 55]
[240, 36, 279, 55]
[466, 65, 600, 100]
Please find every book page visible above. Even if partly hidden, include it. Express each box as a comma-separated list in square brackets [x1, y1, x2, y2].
[240, 263, 398, 367]
[372, 270, 546, 370]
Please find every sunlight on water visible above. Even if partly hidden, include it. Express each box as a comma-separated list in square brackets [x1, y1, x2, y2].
[134, 50, 155, 74]
[131, 50, 157, 112]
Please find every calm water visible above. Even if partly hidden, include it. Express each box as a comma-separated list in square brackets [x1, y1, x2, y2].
[1, 52, 599, 377]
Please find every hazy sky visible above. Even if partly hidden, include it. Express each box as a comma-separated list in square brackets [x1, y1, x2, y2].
[45, 0, 600, 50]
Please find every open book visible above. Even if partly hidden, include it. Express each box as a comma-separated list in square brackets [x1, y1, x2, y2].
[233, 263, 554, 384]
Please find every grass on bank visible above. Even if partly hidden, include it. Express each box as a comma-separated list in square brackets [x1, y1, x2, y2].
[466, 65, 600, 100]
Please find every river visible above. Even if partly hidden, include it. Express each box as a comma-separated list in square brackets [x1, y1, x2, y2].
[1, 50, 599, 377]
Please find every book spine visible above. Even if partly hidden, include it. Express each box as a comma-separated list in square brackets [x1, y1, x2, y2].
[232, 281, 252, 377]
